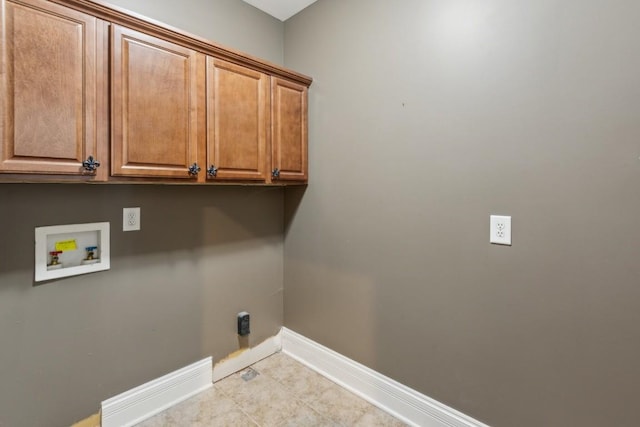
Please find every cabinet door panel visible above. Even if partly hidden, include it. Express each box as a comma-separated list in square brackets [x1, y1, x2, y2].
[0, 0, 104, 177]
[271, 77, 308, 182]
[111, 25, 201, 179]
[206, 58, 268, 181]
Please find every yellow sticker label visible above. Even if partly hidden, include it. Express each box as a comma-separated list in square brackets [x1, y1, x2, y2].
[55, 240, 77, 251]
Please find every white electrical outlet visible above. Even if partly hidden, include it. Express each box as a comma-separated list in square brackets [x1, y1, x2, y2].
[490, 215, 511, 245]
[123, 207, 141, 231]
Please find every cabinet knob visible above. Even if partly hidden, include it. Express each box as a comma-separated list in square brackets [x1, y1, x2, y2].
[82, 156, 101, 172]
[207, 165, 218, 178]
[271, 168, 280, 179]
[188, 163, 201, 176]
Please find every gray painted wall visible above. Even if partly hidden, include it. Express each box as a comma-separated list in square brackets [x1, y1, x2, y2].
[283, 1, 640, 426]
[0, 1, 284, 426]
[105, 0, 284, 64]
[0, 185, 284, 426]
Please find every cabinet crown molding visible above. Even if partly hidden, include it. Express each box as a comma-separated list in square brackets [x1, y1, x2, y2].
[47, 0, 313, 87]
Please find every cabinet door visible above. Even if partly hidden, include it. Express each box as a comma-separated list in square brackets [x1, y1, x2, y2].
[206, 58, 268, 181]
[0, 0, 107, 179]
[271, 77, 308, 182]
[111, 25, 203, 179]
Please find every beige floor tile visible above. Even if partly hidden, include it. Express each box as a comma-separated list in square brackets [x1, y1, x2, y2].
[200, 410, 259, 427]
[135, 386, 257, 427]
[276, 404, 338, 427]
[304, 384, 373, 426]
[135, 352, 408, 427]
[218, 367, 314, 427]
[253, 354, 337, 400]
[251, 352, 292, 380]
[214, 368, 252, 398]
[353, 406, 409, 426]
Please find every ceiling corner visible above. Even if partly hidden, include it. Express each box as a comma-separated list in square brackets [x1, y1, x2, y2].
[242, 0, 319, 21]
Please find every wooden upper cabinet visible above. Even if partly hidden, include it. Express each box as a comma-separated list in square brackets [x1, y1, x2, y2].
[271, 77, 308, 182]
[1, 0, 311, 184]
[111, 24, 204, 180]
[206, 58, 268, 181]
[0, 0, 107, 179]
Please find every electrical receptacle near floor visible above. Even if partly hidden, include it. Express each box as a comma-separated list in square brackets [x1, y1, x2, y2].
[123, 207, 141, 232]
[237, 312, 250, 336]
[490, 215, 511, 245]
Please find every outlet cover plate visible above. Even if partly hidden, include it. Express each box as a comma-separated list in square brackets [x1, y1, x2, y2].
[123, 207, 141, 232]
[490, 215, 511, 245]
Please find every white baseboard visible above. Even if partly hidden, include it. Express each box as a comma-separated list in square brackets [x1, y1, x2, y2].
[101, 357, 212, 427]
[100, 330, 488, 427]
[212, 333, 282, 382]
[281, 328, 489, 427]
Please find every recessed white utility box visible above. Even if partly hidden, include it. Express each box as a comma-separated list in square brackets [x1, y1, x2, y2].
[35, 222, 110, 282]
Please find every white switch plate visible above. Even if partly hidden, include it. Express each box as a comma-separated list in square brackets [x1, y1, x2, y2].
[490, 215, 511, 245]
[123, 207, 141, 231]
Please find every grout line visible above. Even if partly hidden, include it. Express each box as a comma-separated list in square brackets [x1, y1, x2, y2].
[236, 404, 262, 427]
[247, 355, 329, 426]
[138, 352, 406, 427]
[249, 353, 352, 427]
[253, 365, 332, 426]
[214, 381, 262, 427]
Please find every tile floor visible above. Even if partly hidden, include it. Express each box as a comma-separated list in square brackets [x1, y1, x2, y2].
[136, 351, 408, 426]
